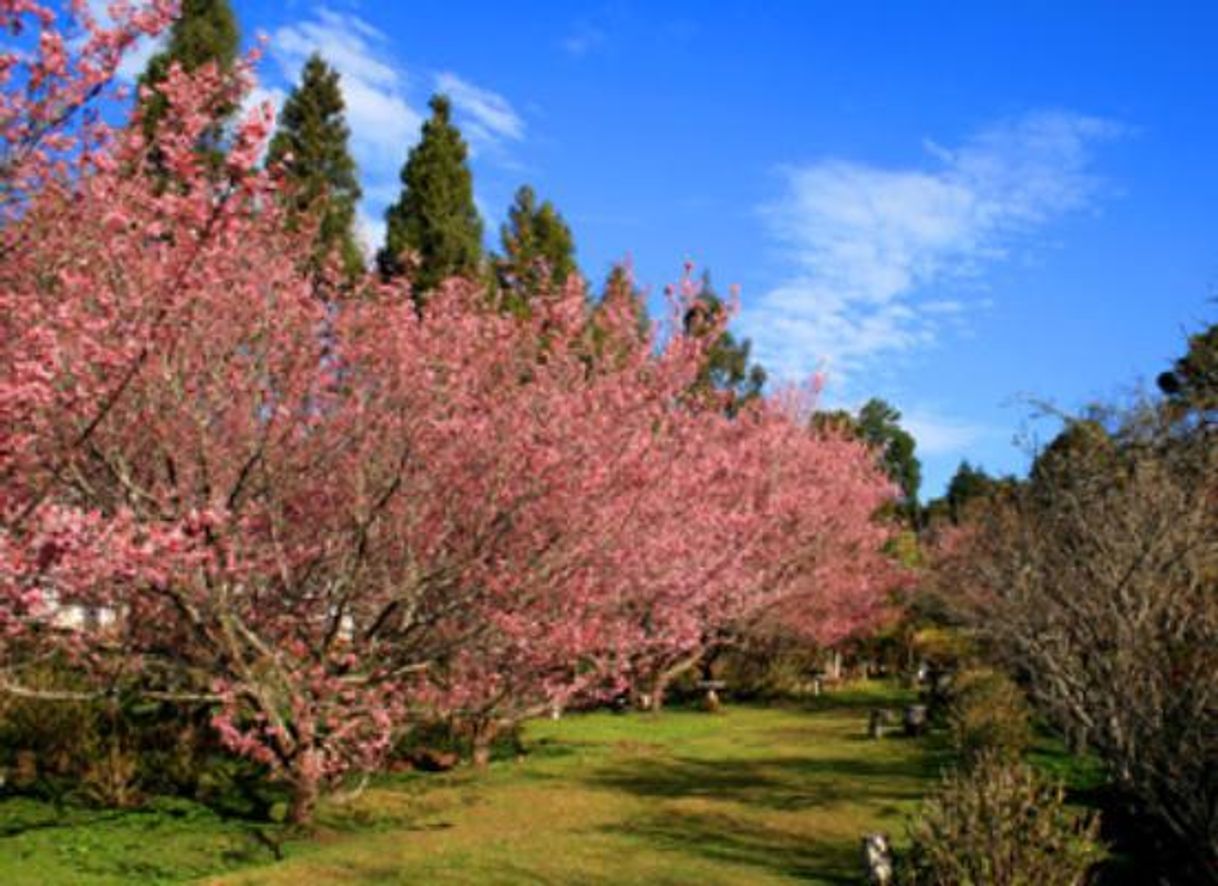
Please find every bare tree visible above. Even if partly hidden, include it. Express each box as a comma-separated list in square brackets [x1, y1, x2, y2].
[936, 406, 1218, 882]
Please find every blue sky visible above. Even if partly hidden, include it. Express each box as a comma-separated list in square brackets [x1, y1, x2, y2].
[111, 1, 1218, 497]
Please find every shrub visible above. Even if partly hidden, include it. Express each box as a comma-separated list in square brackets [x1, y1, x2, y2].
[948, 668, 1032, 764]
[904, 754, 1103, 886]
[0, 668, 103, 794]
[717, 636, 825, 699]
[0, 668, 268, 814]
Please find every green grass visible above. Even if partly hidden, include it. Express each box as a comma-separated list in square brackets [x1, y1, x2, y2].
[0, 683, 952, 884]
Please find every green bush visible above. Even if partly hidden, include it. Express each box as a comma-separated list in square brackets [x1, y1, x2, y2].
[904, 754, 1103, 886]
[0, 667, 275, 816]
[0, 668, 108, 797]
[717, 637, 824, 699]
[391, 717, 525, 768]
[948, 668, 1032, 764]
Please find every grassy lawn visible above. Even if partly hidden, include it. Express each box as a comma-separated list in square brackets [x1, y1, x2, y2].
[0, 682, 951, 884]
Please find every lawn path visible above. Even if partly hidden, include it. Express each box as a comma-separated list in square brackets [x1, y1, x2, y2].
[219, 685, 948, 885]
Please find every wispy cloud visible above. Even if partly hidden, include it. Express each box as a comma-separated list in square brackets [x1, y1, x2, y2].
[560, 23, 606, 58]
[741, 111, 1124, 384]
[434, 72, 525, 149]
[901, 408, 992, 457]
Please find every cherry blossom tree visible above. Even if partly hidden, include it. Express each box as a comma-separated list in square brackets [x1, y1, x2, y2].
[1, 1, 903, 820]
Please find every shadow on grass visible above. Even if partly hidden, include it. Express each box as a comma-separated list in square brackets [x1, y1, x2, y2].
[586, 751, 946, 813]
[604, 809, 859, 883]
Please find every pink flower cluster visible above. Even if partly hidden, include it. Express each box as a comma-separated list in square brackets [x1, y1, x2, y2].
[0, 0, 903, 813]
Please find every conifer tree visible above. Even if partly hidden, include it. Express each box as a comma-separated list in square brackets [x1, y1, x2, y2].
[1158, 321, 1218, 425]
[495, 184, 577, 311]
[857, 398, 921, 509]
[138, 0, 240, 158]
[684, 270, 766, 415]
[378, 95, 483, 299]
[268, 53, 363, 278]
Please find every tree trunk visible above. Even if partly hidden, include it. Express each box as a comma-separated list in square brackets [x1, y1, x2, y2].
[827, 650, 843, 681]
[287, 770, 320, 825]
[700, 655, 722, 712]
[647, 678, 667, 713]
[471, 719, 496, 769]
[643, 650, 704, 713]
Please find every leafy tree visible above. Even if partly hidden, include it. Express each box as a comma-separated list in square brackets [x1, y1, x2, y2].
[811, 408, 859, 436]
[267, 53, 363, 279]
[2, 11, 903, 822]
[1028, 418, 1117, 493]
[1158, 321, 1218, 425]
[137, 0, 240, 166]
[858, 398, 922, 509]
[945, 461, 994, 513]
[378, 94, 483, 299]
[495, 184, 577, 311]
[683, 271, 766, 415]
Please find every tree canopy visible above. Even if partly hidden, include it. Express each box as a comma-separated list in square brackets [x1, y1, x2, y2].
[683, 271, 767, 415]
[267, 53, 364, 279]
[378, 94, 484, 299]
[137, 0, 240, 166]
[495, 184, 578, 312]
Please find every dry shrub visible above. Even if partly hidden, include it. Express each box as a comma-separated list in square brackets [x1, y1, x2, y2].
[948, 668, 1032, 765]
[904, 754, 1103, 886]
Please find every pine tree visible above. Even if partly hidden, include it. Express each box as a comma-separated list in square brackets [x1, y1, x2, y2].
[683, 270, 766, 415]
[378, 95, 483, 299]
[495, 185, 577, 312]
[857, 398, 922, 509]
[267, 53, 363, 279]
[137, 0, 240, 160]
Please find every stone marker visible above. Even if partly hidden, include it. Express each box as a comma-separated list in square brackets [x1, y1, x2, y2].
[861, 833, 894, 885]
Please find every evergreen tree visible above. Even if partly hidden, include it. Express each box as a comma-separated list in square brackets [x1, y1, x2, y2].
[811, 408, 859, 437]
[1158, 321, 1218, 425]
[378, 95, 483, 299]
[933, 460, 1016, 525]
[495, 184, 577, 311]
[582, 265, 651, 371]
[857, 398, 922, 510]
[683, 270, 766, 414]
[137, 0, 240, 162]
[267, 53, 363, 279]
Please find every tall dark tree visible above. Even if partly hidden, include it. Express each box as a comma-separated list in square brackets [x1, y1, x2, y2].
[683, 271, 766, 415]
[495, 185, 577, 312]
[1158, 321, 1218, 426]
[137, 0, 240, 163]
[857, 398, 922, 509]
[926, 460, 1017, 526]
[267, 53, 363, 279]
[378, 95, 483, 298]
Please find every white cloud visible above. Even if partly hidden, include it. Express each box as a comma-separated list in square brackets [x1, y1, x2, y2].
[901, 409, 992, 457]
[355, 209, 386, 262]
[435, 71, 525, 149]
[560, 24, 606, 58]
[741, 111, 1124, 384]
[115, 32, 166, 83]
